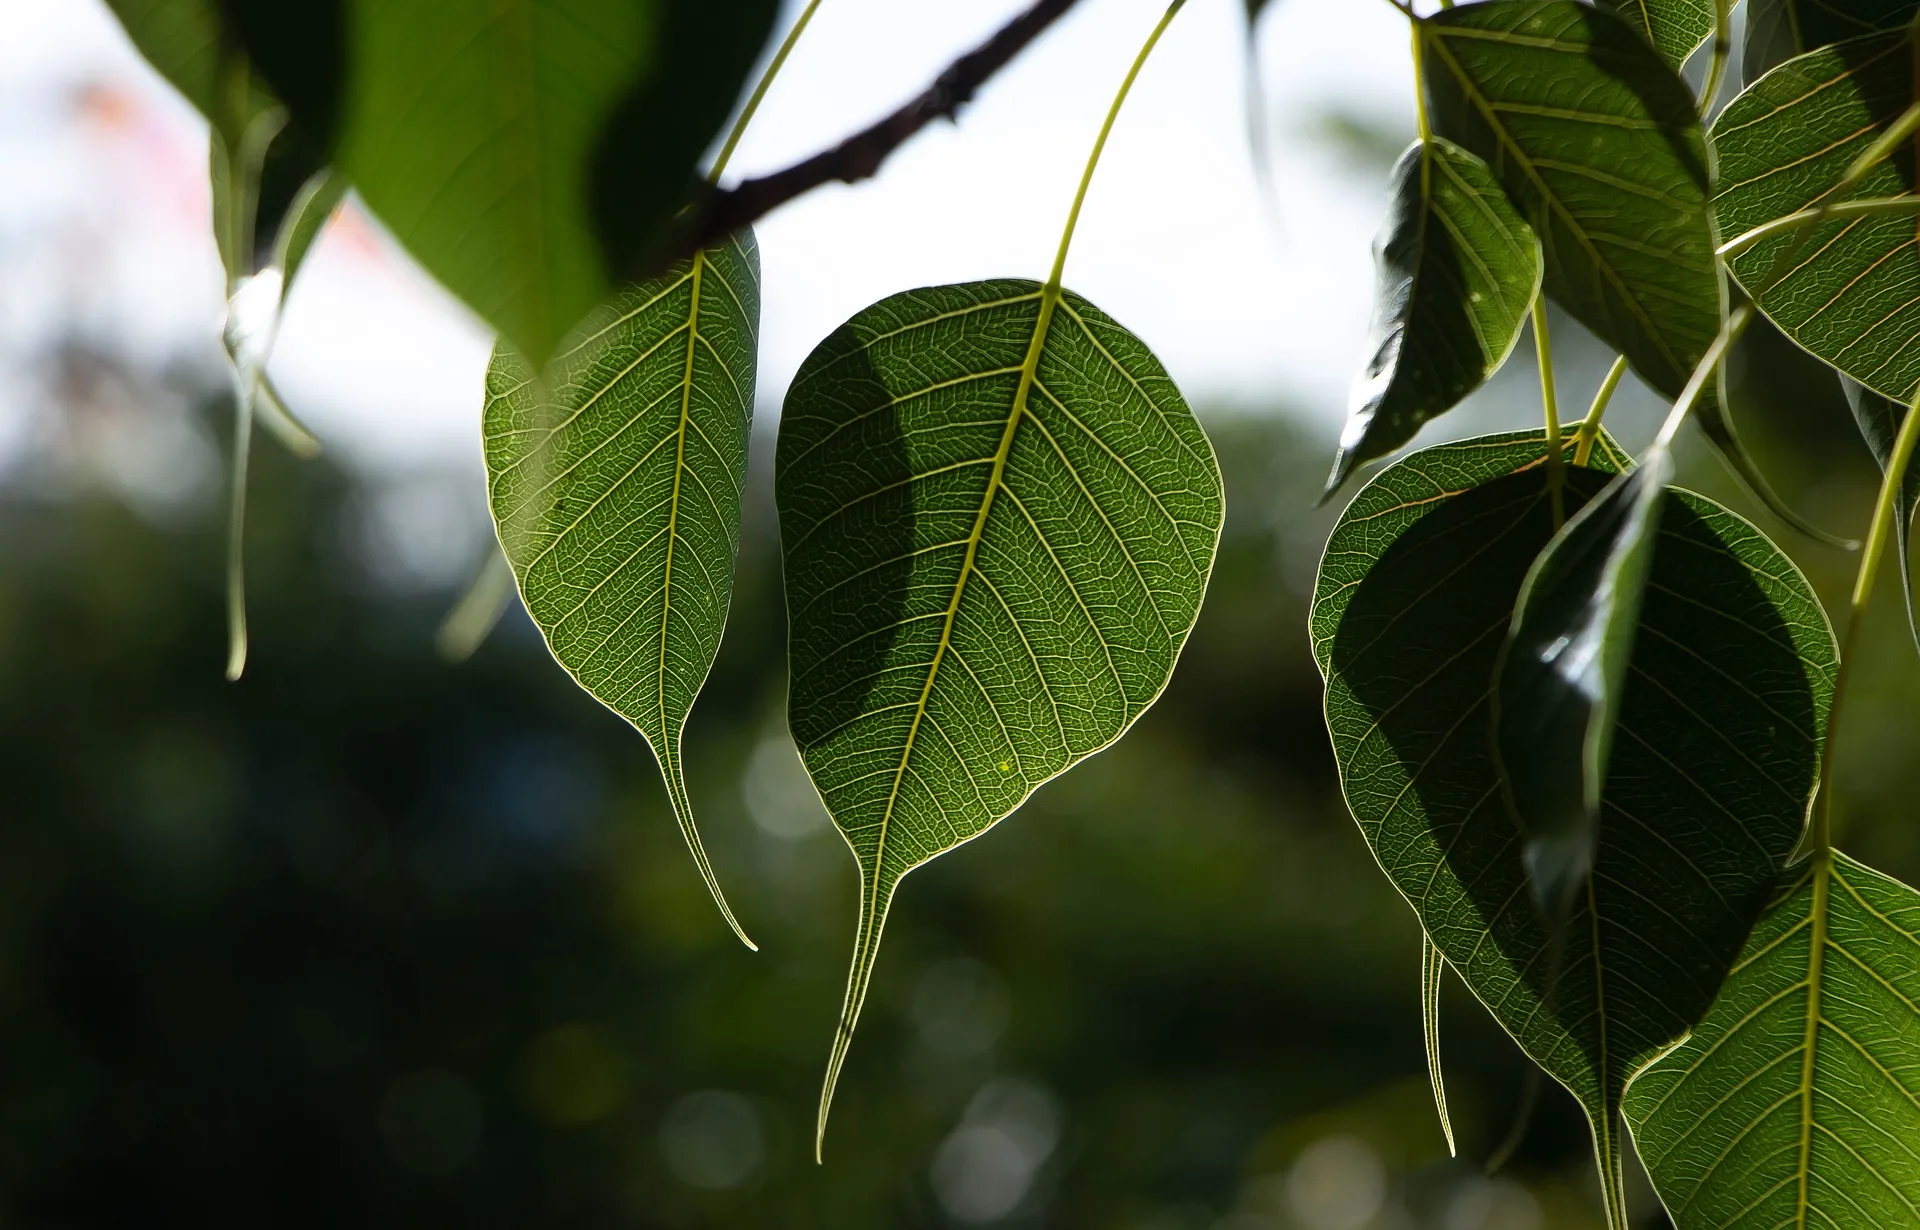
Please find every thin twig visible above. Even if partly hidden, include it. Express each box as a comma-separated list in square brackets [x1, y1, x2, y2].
[652, 0, 1083, 273]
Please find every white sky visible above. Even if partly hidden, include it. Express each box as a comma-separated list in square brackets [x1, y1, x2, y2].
[0, 0, 1416, 472]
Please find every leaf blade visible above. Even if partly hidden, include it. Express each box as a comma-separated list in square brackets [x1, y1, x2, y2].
[1312, 430, 1836, 1227]
[779, 279, 1223, 1153]
[484, 230, 760, 948]
[1328, 137, 1541, 497]
[1624, 852, 1920, 1228]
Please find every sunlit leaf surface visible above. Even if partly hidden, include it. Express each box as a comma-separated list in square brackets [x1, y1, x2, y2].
[486, 232, 759, 948]
[1626, 852, 1920, 1229]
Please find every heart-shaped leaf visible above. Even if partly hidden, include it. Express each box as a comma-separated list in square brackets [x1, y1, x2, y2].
[1327, 137, 1541, 498]
[1625, 851, 1920, 1228]
[485, 231, 760, 949]
[1744, 0, 1918, 79]
[1713, 31, 1920, 406]
[779, 279, 1223, 1153]
[1601, 0, 1715, 73]
[1312, 430, 1835, 1225]
[1418, 0, 1720, 410]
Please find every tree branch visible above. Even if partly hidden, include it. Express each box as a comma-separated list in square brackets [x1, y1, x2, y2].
[650, 0, 1084, 274]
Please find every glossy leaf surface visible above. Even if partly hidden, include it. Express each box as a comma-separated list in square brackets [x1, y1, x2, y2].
[1313, 431, 1835, 1221]
[485, 232, 759, 947]
[1626, 852, 1920, 1228]
[1494, 453, 1672, 916]
[1419, 1, 1721, 410]
[1328, 137, 1540, 497]
[108, 0, 778, 369]
[779, 279, 1223, 1148]
[1714, 32, 1920, 406]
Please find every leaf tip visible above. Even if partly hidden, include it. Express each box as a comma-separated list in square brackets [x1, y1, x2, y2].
[658, 753, 757, 951]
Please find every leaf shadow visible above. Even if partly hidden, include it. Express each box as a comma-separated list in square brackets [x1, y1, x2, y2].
[778, 323, 915, 752]
[1329, 465, 1814, 1100]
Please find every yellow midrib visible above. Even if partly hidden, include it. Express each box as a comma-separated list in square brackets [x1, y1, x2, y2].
[657, 249, 706, 763]
[1422, 24, 1692, 381]
[1794, 850, 1833, 1228]
[865, 287, 1063, 917]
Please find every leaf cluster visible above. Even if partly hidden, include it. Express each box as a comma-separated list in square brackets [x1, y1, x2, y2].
[98, 0, 1920, 1220]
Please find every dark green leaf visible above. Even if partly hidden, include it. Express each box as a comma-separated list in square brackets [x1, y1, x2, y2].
[1713, 32, 1920, 407]
[107, 0, 779, 369]
[1625, 852, 1920, 1228]
[1494, 453, 1672, 915]
[1743, 0, 1918, 80]
[1844, 377, 1920, 656]
[1312, 430, 1835, 1224]
[485, 231, 760, 949]
[1326, 137, 1540, 498]
[778, 279, 1223, 1152]
[1600, 0, 1715, 72]
[1418, 0, 1720, 410]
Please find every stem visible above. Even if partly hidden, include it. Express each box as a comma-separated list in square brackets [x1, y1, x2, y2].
[1046, 0, 1186, 291]
[1573, 355, 1629, 467]
[707, 0, 826, 182]
[1532, 295, 1564, 527]
[1652, 305, 1753, 452]
[1718, 195, 1920, 260]
[1410, 21, 1431, 143]
[1809, 385, 1920, 854]
[659, 0, 1084, 272]
[1700, 0, 1731, 118]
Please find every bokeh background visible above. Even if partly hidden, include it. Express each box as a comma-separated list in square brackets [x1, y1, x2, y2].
[1, 1, 1916, 1227]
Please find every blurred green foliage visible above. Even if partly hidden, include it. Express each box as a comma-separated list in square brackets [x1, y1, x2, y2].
[2, 344, 1914, 1226]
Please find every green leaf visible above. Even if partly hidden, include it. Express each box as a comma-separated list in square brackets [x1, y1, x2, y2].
[1844, 378, 1920, 657]
[104, 0, 228, 135]
[106, 0, 779, 369]
[1624, 852, 1920, 1228]
[1600, 0, 1715, 72]
[1713, 32, 1920, 407]
[1326, 137, 1541, 498]
[1743, 0, 1918, 79]
[778, 279, 1223, 1153]
[1418, 0, 1720, 411]
[1312, 430, 1836, 1225]
[484, 231, 760, 949]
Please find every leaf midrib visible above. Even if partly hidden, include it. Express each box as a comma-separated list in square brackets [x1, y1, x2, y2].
[866, 284, 1066, 901]
[1422, 19, 1692, 379]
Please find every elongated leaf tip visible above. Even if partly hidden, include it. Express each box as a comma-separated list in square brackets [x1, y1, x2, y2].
[225, 637, 246, 682]
[1319, 450, 1358, 507]
[1522, 832, 1590, 919]
[659, 753, 756, 951]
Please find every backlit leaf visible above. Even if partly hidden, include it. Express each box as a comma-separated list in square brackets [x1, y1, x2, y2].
[779, 279, 1223, 1152]
[1327, 137, 1540, 498]
[1713, 32, 1920, 407]
[1418, 1, 1720, 411]
[1625, 852, 1920, 1228]
[485, 231, 760, 949]
[1601, 0, 1715, 72]
[1312, 430, 1835, 1225]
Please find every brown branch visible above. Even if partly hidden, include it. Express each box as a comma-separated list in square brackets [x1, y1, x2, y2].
[649, 0, 1084, 274]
